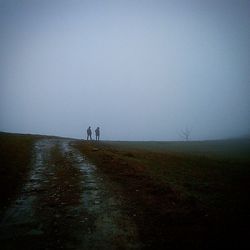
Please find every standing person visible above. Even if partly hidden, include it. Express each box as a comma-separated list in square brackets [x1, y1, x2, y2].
[95, 127, 100, 141]
[87, 126, 92, 140]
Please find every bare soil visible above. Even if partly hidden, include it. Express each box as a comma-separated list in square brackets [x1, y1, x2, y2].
[0, 139, 141, 250]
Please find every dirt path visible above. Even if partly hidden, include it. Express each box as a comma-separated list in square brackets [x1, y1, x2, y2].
[0, 139, 141, 250]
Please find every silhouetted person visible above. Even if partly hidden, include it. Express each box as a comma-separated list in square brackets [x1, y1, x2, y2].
[95, 127, 100, 141]
[87, 126, 92, 140]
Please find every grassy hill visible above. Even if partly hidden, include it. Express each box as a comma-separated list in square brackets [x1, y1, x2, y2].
[1, 132, 250, 249]
[75, 139, 250, 249]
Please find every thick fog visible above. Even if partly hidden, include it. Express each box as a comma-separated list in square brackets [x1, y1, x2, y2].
[0, 0, 249, 140]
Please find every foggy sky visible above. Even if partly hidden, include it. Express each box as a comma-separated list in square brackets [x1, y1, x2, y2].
[0, 0, 249, 140]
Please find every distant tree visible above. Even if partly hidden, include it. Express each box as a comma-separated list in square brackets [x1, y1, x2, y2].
[180, 127, 192, 141]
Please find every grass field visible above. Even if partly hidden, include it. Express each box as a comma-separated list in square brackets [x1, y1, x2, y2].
[0, 132, 40, 212]
[75, 139, 250, 249]
[102, 139, 250, 161]
[97, 139, 250, 208]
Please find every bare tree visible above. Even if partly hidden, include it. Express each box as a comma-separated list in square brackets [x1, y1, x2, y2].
[180, 127, 192, 141]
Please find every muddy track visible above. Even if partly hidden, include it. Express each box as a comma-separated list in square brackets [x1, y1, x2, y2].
[0, 139, 141, 250]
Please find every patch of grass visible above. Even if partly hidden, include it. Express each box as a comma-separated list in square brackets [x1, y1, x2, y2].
[74, 141, 250, 249]
[0, 132, 39, 211]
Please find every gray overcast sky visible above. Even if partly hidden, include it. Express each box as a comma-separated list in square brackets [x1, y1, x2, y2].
[0, 0, 249, 140]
